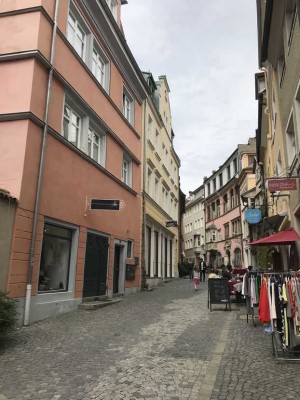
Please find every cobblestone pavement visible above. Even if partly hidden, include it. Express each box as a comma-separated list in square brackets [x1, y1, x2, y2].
[1, 279, 300, 400]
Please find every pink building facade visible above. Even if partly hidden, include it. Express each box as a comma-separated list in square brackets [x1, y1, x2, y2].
[204, 149, 243, 268]
[0, 0, 148, 323]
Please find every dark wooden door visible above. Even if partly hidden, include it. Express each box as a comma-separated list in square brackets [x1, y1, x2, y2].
[113, 245, 121, 294]
[83, 233, 108, 298]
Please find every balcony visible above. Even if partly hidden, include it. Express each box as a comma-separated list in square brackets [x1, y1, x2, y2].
[205, 242, 217, 251]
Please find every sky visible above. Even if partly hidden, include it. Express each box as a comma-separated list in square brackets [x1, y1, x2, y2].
[122, 0, 259, 195]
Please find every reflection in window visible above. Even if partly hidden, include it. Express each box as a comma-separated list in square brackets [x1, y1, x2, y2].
[39, 224, 72, 293]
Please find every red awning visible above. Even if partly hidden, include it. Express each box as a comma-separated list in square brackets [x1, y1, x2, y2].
[248, 228, 300, 246]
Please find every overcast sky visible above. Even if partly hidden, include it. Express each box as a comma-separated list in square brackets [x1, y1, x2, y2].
[122, 0, 259, 195]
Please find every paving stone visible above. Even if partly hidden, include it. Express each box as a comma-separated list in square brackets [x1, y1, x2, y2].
[1, 279, 300, 399]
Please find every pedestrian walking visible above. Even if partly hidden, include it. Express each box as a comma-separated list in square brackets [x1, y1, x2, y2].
[193, 266, 200, 290]
[188, 262, 194, 280]
[199, 258, 207, 282]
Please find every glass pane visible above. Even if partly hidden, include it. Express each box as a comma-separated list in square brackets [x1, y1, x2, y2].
[69, 124, 78, 145]
[63, 117, 69, 139]
[93, 143, 99, 162]
[39, 224, 72, 293]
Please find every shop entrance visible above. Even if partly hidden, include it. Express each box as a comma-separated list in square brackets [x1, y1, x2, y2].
[113, 245, 121, 294]
[83, 233, 108, 298]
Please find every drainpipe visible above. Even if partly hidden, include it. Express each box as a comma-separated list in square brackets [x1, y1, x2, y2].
[24, 0, 60, 326]
[140, 100, 147, 290]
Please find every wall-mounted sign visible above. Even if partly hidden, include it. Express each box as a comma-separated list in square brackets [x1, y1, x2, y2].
[166, 220, 178, 227]
[91, 199, 121, 210]
[266, 178, 297, 192]
[245, 208, 262, 224]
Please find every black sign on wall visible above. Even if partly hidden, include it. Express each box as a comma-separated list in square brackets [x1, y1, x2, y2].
[166, 220, 178, 227]
[90, 199, 120, 210]
[208, 278, 231, 312]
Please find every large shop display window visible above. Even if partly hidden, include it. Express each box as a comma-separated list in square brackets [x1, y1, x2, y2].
[38, 223, 72, 293]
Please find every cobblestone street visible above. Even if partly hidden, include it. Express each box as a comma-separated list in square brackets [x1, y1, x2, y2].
[1, 279, 300, 400]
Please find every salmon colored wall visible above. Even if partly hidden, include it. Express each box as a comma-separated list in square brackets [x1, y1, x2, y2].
[30, 61, 48, 120]
[19, 121, 42, 210]
[0, 60, 34, 113]
[0, 0, 42, 13]
[37, 12, 52, 60]
[0, 121, 29, 199]
[48, 79, 65, 133]
[0, 13, 39, 54]
[110, 63, 123, 110]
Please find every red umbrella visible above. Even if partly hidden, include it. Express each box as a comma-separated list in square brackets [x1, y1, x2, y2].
[248, 228, 300, 246]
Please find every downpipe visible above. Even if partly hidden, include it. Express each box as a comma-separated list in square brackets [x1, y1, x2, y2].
[24, 0, 60, 326]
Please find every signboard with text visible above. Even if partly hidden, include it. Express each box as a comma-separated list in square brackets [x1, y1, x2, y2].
[90, 199, 121, 210]
[266, 178, 297, 192]
[166, 220, 178, 227]
[245, 208, 262, 224]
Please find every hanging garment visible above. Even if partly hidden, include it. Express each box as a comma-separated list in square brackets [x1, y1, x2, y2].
[259, 279, 270, 324]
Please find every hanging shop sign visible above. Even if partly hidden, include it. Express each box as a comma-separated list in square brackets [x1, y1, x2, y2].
[245, 208, 262, 224]
[166, 220, 178, 227]
[266, 178, 297, 192]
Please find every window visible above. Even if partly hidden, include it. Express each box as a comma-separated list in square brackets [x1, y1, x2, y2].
[127, 240, 133, 258]
[147, 167, 152, 196]
[154, 176, 159, 202]
[207, 183, 211, 196]
[211, 230, 217, 242]
[123, 88, 134, 124]
[213, 178, 216, 192]
[67, 9, 86, 59]
[38, 223, 72, 293]
[92, 46, 109, 92]
[248, 156, 254, 168]
[219, 173, 223, 188]
[233, 248, 242, 267]
[122, 153, 132, 186]
[285, 0, 296, 47]
[147, 116, 153, 142]
[224, 224, 229, 239]
[63, 104, 81, 147]
[88, 128, 99, 162]
[227, 165, 231, 180]
[223, 194, 228, 213]
[286, 113, 296, 165]
[233, 158, 237, 174]
[63, 98, 106, 165]
[277, 37, 286, 87]
[155, 130, 159, 149]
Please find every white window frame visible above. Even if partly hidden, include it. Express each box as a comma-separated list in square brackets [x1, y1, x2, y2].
[63, 102, 82, 147]
[88, 126, 106, 165]
[67, 4, 89, 60]
[122, 153, 132, 187]
[92, 43, 110, 92]
[123, 87, 134, 125]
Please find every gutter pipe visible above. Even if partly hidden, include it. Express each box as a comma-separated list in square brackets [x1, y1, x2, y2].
[24, 0, 60, 326]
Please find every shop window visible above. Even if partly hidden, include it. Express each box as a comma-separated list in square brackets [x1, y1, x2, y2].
[38, 224, 73, 293]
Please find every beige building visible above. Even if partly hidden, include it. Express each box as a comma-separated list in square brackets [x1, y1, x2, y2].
[142, 73, 180, 285]
[182, 185, 206, 266]
[256, 0, 300, 268]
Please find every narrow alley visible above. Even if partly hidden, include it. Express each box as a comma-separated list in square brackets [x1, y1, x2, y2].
[1, 279, 300, 400]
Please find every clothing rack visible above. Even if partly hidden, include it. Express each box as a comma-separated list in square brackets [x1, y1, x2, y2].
[242, 271, 300, 362]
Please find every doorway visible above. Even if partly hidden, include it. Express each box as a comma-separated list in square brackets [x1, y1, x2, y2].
[113, 245, 121, 294]
[83, 233, 108, 298]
